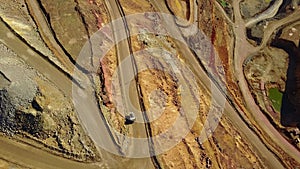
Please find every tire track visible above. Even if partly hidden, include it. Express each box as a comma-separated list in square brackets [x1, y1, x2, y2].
[108, 1, 162, 168]
[0, 17, 81, 95]
[147, 0, 287, 168]
[232, 1, 300, 165]
[25, 0, 75, 74]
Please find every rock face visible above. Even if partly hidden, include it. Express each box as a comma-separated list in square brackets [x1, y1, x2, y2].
[0, 86, 41, 135]
[0, 43, 99, 161]
[0, 44, 38, 135]
[0, 89, 16, 134]
[1, 0, 300, 168]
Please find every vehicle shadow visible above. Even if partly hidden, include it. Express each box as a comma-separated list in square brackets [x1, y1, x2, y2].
[271, 38, 300, 128]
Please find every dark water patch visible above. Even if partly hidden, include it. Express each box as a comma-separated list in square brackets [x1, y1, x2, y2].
[277, 0, 291, 14]
[246, 27, 262, 45]
[271, 38, 300, 127]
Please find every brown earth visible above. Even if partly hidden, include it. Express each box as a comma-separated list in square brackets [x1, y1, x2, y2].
[97, 0, 277, 168]
[1, 0, 300, 168]
[244, 21, 300, 150]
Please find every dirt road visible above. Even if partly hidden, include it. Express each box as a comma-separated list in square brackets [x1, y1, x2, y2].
[0, 19, 72, 97]
[0, 136, 102, 169]
[245, 0, 283, 27]
[25, 0, 75, 73]
[148, 0, 286, 168]
[232, 0, 300, 163]
[74, 0, 157, 167]
[1, 0, 299, 168]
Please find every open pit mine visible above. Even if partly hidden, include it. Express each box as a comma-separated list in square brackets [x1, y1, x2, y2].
[0, 0, 300, 168]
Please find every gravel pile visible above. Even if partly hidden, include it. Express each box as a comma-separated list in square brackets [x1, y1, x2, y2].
[0, 43, 38, 134]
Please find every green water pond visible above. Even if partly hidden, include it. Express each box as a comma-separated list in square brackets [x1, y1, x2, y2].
[268, 88, 283, 112]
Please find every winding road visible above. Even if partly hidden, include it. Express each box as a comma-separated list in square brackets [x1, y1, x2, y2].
[77, 0, 158, 167]
[245, 0, 283, 27]
[148, 0, 286, 168]
[232, 0, 300, 164]
[0, 18, 105, 169]
[25, 0, 75, 74]
[0, 0, 300, 168]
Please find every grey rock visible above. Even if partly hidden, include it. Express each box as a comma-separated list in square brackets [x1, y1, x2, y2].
[0, 43, 38, 134]
[0, 89, 16, 134]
